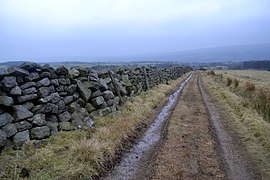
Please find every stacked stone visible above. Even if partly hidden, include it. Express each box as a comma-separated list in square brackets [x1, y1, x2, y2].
[0, 63, 192, 150]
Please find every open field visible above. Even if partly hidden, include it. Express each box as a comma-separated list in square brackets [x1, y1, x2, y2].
[203, 70, 270, 178]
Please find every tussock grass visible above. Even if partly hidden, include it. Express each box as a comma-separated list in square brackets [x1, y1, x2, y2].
[0, 73, 190, 179]
[203, 73, 270, 178]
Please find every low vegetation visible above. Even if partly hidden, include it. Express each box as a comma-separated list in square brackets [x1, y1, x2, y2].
[0, 73, 190, 179]
[203, 70, 270, 178]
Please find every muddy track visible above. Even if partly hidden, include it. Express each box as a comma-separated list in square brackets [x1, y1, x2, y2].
[104, 72, 258, 180]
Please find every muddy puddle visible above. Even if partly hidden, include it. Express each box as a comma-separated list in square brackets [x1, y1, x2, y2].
[104, 74, 193, 180]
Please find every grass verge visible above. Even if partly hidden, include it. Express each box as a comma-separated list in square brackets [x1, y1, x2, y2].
[202, 72, 270, 178]
[0, 73, 190, 179]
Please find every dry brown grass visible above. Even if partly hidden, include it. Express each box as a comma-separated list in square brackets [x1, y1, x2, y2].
[203, 72, 270, 178]
[0, 73, 191, 179]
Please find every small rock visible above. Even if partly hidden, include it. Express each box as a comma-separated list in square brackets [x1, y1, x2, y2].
[20, 82, 36, 90]
[23, 102, 34, 110]
[56, 66, 69, 76]
[10, 86, 22, 95]
[0, 113, 14, 127]
[92, 96, 105, 107]
[83, 117, 94, 128]
[36, 78, 50, 87]
[0, 96, 14, 106]
[59, 122, 73, 131]
[15, 121, 32, 131]
[13, 105, 33, 122]
[1, 76, 18, 90]
[32, 114, 46, 126]
[13, 130, 30, 148]
[85, 103, 96, 113]
[22, 87, 37, 95]
[46, 121, 58, 135]
[2, 124, 18, 137]
[17, 94, 38, 103]
[50, 79, 59, 87]
[31, 126, 50, 139]
[0, 130, 7, 147]
[102, 90, 115, 100]
[25, 72, 40, 82]
[38, 87, 51, 98]
[77, 80, 91, 102]
[69, 68, 80, 77]
[19, 62, 39, 72]
[7, 67, 29, 77]
[57, 100, 65, 110]
[64, 96, 74, 104]
[59, 111, 71, 122]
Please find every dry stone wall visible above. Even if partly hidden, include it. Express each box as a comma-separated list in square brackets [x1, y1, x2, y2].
[0, 62, 192, 150]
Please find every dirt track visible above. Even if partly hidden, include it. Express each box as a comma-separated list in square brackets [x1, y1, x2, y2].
[105, 73, 258, 180]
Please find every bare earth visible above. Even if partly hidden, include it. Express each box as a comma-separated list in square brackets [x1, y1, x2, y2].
[105, 73, 259, 180]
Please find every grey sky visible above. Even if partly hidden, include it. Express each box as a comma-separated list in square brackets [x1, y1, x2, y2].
[0, 0, 270, 61]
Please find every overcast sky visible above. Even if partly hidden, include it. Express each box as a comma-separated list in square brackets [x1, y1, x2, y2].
[0, 0, 270, 61]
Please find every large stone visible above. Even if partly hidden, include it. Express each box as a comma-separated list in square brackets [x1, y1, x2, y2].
[38, 87, 51, 98]
[13, 105, 33, 122]
[77, 80, 91, 102]
[85, 103, 96, 113]
[0, 96, 14, 106]
[7, 67, 29, 77]
[19, 62, 40, 72]
[102, 90, 115, 100]
[13, 130, 30, 147]
[121, 75, 132, 86]
[22, 87, 37, 95]
[66, 84, 77, 95]
[92, 96, 105, 107]
[37, 78, 50, 87]
[59, 122, 73, 131]
[0, 130, 7, 147]
[46, 122, 58, 135]
[64, 96, 74, 104]
[59, 111, 71, 122]
[0, 67, 8, 78]
[2, 76, 18, 90]
[32, 114, 46, 126]
[20, 82, 36, 90]
[10, 86, 22, 95]
[69, 68, 80, 77]
[2, 124, 18, 137]
[58, 77, 71, 85]
[31, 126, 50, 139]
[24, 73, 40, 82]
[17, 94, 38, 103]
[0, 113, 14, 127]
[50, 79, 59, 87]
[15, 121, 32, 131]
[56, 66, 69, 76]
[91, 89, 102, 98]
[99, 79, 109, 91]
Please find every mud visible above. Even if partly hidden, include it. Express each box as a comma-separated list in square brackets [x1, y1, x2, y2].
[104, 74, 193, 180]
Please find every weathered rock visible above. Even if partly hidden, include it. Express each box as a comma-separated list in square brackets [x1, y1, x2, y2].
[92, 96, 105, 107]
[37, 78, 50, 87]
[100, 79, 109, 91]
[0, 130, 7, 147]
[102, 90, 115, 100]
[76, 67, 89, 76]
[22, 87, 37, 95]
[39, 72, 52, 79]
[2, 76, 18, 90]
[17, 76, 24, 84]
[90, 107, 111, 117]
[59, 111, 71, 122]
[17, 94, 38, 103]
[23, 102, 34, 110]
[0, 68, 8, 78]
[32, 114, 46, 126]
[59, 122, 73, 131]
[50, 79, 59, 87]
[84, 81, 100, 91]
[91, 89, 102, 98]
[77, 80, 91, 102]
[13, 105, 33, 122]
[0, 96, 14, 106]
[25, 72, 39, 82]
[13, 130, 30, 147]
[15, 121, 32, 131]
[59, 77, 71, 85]
[38, 87, 51, 98]
[2, 124, 18, 137]
[7, 67, 29, 77]
[71, 108, 88, 129]
[20, 82, 36, 90]
[121, 74, 132, 86]
[31, 126, 50, 139]
[83, 117, 94, 128]
[0, 113, 14, 127]
[57, 100, 65, 110]
[56, 66, 69, 76]
[10, 86, 22, 95]
[66, 84, 77, 95]
[69, 68, 80, 77]
[46, 122, 58, 135]
[19, 62, 40, 72]
[46, 114, 58, 122]
[85, 103, 96, 113]
[64, 96, 74, 104]
[40, 103, 58, 114]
